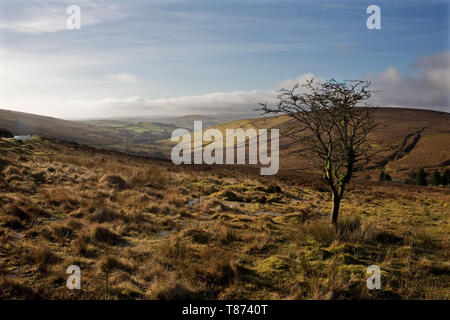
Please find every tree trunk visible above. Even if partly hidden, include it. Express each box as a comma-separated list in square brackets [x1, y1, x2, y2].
[330, 192, 341, 228]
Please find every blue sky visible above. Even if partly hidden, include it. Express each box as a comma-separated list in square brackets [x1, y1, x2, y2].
[0, 0, 448, 119]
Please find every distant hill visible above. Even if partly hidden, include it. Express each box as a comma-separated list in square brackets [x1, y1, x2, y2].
[0, 109, 122, 145]
[79, 119, 131, 127]
[0, 109, 179, 158]
[82, 114, 250, 130]
[153, 115, 247, 130]
[165, 108, 450, 177]
[1, 108, 449, 176]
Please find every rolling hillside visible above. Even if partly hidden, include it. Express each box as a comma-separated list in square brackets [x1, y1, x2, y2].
[0, 109, 122, 146]
[82, 114, 244, 130]
[167, 108, 450, 179]
[0, 109, 182, 158]
[1, 108, 449, 177]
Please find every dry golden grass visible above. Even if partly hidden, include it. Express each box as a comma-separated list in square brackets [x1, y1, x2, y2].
[0, 136, 448, 300]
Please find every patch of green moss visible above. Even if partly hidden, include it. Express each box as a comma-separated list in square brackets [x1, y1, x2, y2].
[266, 193, 284, 203]
[214, 190, 243, 202]
[339, 264, 367, 278]
[254, 255, 292, 276]
[193, 180, 222, 194]
[307, 248, 333, 261]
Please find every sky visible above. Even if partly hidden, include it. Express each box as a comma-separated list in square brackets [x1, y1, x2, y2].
[0, 0, 448, 119]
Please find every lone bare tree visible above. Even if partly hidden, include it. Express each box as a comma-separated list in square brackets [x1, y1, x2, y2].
[260, 79, 376, 227]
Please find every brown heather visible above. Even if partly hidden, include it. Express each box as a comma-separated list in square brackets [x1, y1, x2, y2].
[0, 135, 448, 300]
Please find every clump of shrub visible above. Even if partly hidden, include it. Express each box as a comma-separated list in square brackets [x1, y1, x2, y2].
[146, 203, 176, 215]
[4, 203, 31, 221]
[164, 192, 185, 208]
[0, 128, 13, 138]
[159, 236, 189, 259]
[74, 233, 97, 258]
[374, 230, 403, 244]
[2, 216, 24, 230]
[4, 165, 20, 176]
[378, 170, 392, 182]
[148, 279, 199, 300]
[51, 223, 75, 240]
[416, 168, 427, 186]
[216, 224, 237, 245]
[99, 255, 133, 273]
[300, 220, 336, 246]
[100, 174, 128, 190]
[183, 228, 210, 244]
[336, 215, 361, 240]
[129, 166, 167, 188]
[431, 170, 442, 186]
[90, 206, 120, 223]
[92, 225, 123, 245]
[31, 171, 46, 184]
[41, 188, 80, 209]
[206, 257, 237, 285]
[0, 278, 37, 299]
[266, 184, 282, 193]
[442, 169, 449, 187]
[297, 215, 376, 245]
[217, 190, 242, 202]
[0, 158, 11, 172]
[30, 245, 60, 273]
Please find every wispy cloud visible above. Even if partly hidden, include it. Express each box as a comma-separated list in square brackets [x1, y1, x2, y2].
[0, 0, 127, 34]
[105, 73, 140, 84]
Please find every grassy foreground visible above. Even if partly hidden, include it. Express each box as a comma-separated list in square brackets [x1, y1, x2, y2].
[0, 136, 449, 299]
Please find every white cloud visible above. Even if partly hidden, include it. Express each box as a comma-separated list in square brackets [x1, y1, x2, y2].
[97, 90, 279, 116]
[0, 0, 127, 34]
[105, 73, 139, 84]
[366, 51, 450, 111]
[82, 73, 320, 118]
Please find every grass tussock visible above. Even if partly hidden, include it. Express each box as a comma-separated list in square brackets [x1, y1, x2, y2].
[40, 188, 80, 209]
[89, 206, 120, 223]
[99, 255, 134, 273]
[159, 236, 189, 260]
[0, 136, 448, 300]
[92, 225, 123, 245]
[147, 278, 199, 300]
[29, 245, 60, 273]
[99, 174, 128, 190]
[0, 278, 38, 299]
